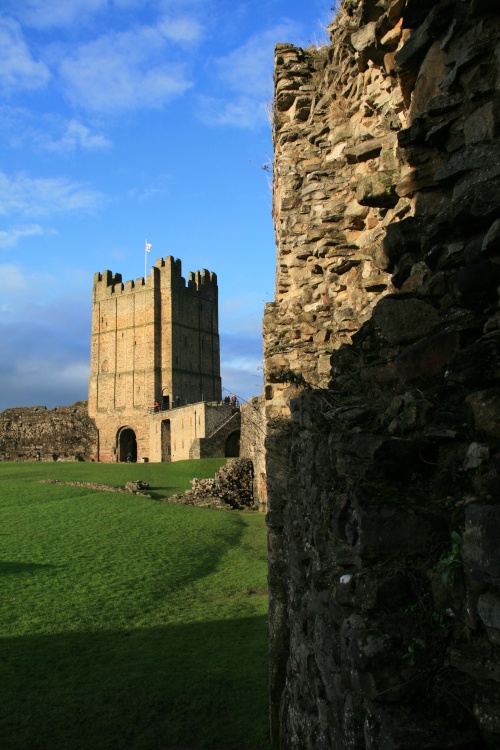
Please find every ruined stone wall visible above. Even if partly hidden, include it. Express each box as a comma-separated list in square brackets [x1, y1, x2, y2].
[240, 396, 268, 511]
[0, 401, 97, 461]
[266, 0, 500, 747]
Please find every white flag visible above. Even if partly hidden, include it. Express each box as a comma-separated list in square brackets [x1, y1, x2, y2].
[146, 242, 152, 252]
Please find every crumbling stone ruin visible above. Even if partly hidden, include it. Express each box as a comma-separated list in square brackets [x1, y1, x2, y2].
[166, 457, 255, 510]
[264, 0, 500, 747]
[0, 402, 97, 462]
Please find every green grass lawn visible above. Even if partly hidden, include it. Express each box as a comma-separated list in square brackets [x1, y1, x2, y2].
[0, 460, 269, 750]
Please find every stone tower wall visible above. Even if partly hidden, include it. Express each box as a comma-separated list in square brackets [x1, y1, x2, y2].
[266, 0, 500, 747]
[89, 256, 220, 417]
[89, 255, 221, 462]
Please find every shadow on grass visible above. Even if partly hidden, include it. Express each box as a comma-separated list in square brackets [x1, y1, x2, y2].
[0, 561, 58, 576]
[0, 615, 269, 750]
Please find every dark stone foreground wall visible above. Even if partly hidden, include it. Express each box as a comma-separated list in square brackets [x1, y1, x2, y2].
[0, 401, 97, 461]
[266, 0, 500, 747]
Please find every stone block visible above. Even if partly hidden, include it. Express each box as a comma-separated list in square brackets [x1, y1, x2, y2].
[466, 389, 500, 440]
[353, 503, 445, 560]
[351, 22, 379, 64]
[410, 41, 448, 119]
[395, 16, 431, 68]
[344, 138, 384, 164]
[464, 100, 500, 145]
[372, 297, 439, 344]
[356, 171, 399, 207]
[450, 640, 500, 683]
[462, 503, 500, 585]
[435, 141, 500, 184]
[450, 260, 500, 309]
[396, 166, 437, 197]
[382, 216, 422, 266]
[474, 686, 500, 734]
[463, 442, 490, 471]
[387, 392, 434, 434]
[445, 332, 500, 387]
[276, 91, 297, 112]
[380, 19, 403, 49]
[394, 329, 460, 383]
[478, 592, 500, 631]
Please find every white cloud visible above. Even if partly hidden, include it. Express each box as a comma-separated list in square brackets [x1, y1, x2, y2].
[0, 172, 105, 217]
[59, 24, 195, 114]
[157, 15, 204, 43]
[199, 94, 269, 129]
[198, 21, 299, 128]
[215, 25, 294, 96]
[5, 0, 207, 34]
[42, 119, 112, 152]
[0, 16, 50, 95]
[127, 173, 173, 203]
[0, 225, 49, 249]
[0, 107, 112, 153]
[4, 0, 105, 30]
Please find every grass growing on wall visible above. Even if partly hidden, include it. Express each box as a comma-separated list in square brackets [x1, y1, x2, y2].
[0, 460, 269, 750]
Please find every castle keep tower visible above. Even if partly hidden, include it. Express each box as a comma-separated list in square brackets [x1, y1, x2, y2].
[89, 256, 224, 462]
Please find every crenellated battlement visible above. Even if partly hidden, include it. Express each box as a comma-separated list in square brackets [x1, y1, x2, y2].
[93, 270, 123, 288]
[92, 256, 217, 300]
[188, 268, 217, 291]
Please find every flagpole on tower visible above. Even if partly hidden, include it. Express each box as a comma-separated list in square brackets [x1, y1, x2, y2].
[144, 239, 151, 279]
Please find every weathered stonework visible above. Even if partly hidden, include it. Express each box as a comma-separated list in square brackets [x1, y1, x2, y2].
[89, 256, 236, 463]
[90, 256, 220, 416]
[266, 0, 500, 747]
[240, 396, 268, 511]
[166, 457, 255, 510]
[0, 402, 97, 461]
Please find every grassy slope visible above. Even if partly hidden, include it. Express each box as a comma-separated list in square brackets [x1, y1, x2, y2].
[0, 461, 269, 750]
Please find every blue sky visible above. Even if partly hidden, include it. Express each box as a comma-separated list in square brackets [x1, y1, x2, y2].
[0, 0, 332, 411]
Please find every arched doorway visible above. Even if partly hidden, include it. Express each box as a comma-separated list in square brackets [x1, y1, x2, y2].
[224, 431, 240, 458]
[118, 427, 137, 462]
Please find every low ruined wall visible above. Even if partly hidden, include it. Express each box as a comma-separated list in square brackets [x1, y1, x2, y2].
[266, 0, 500, 747]
[0, 401, 97, 461]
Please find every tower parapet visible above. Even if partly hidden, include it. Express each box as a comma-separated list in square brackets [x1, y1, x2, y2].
[93, 257, 217, 300]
